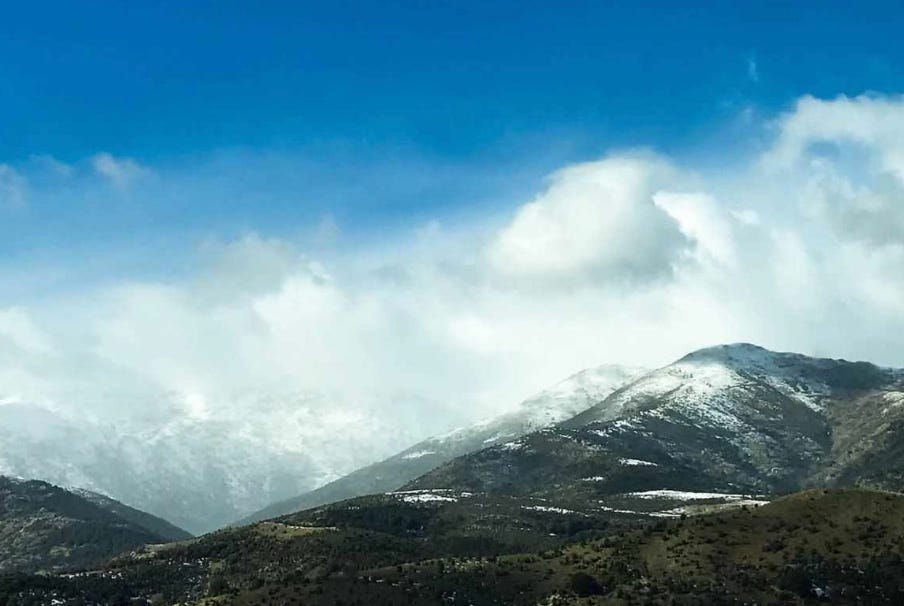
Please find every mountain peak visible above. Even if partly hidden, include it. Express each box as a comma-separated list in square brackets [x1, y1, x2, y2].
[679, 342, 775, 365]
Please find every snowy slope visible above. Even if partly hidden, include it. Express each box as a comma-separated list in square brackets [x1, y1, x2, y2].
[565, 343, 860, 427]
[238, 364, 645, 524]
[410, 344, 904, 508]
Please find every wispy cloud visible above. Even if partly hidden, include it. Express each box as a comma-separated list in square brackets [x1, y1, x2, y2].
[0, 165, 27, 209]
[746, 53, 759, 83]
[3, 94, 904, 435]
[91, 152, 151, 188]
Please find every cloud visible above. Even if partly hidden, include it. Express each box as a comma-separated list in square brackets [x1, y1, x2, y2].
[487, 154, 691, 285]
[91, 152, 151, 188]
[28, 154, 74, 178]
[0, 165, 27, 209]
[0, 308, 53, 355]
[4, 93, 904, 446]
[764, 94, 904, 246]
[746, 54, 759, 83]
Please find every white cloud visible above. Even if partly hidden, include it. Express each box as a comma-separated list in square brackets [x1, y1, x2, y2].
[746, 54, 759, 83]
[487, 154, 690, 285]
[764, 94, 904, 247]
[654, 191, 738, 268]
[0, 164, 27, 209]
[0, 308, 53, 355]
[28, 154, 74, 178]
[4, 93, 904, 450]
[91, 152, 151, 188]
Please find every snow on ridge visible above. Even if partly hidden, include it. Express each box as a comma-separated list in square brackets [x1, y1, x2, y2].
[482, 432, 507, 444]
[678, 343, 838, 412]
[401, 450, 435, 460]
[597, 343, 839, 427]
[588, 417, 639, 439]
[414, 365, 643, 450]
[515, 365, 647, 428]
[500, 440, 524, 451]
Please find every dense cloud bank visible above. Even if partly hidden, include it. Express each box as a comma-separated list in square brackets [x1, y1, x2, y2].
[2, 94, 904, 430]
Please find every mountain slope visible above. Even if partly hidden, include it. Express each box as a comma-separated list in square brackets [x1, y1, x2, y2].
[0, 476, 189, 573]
[407, 344, 904, 503]
[0, 390, 463, 534]
[302, 489, 904, 605]
[8, 489, 904, 604]
[238, 364, 644, 524]
[70, 488, 192, 543]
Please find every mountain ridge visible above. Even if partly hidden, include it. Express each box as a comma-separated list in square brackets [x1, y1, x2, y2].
[0, 475, 191, 573]
[4, 344, 904, 603]
[407, 343, 904, 504]
[0, 390, 463, 534]
[237, 363, 645, 525]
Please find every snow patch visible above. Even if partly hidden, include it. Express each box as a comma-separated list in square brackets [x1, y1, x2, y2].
[625, 489, 753, 501]
[399, 493, 457, 503]
[401, 450, 435, 460]
[500, 440, 524, 451]
[618, 458, 657, 467]
[481, 433, 506, 444]
[387, 488, 474, 503]
[522, 505, 579, 515]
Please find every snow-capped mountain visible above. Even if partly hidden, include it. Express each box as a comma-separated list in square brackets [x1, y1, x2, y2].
[0, 392, 464, 534]
[565, 343, 877, 427]
[239, 364, 645, 524]
[409, 344, 904, 503]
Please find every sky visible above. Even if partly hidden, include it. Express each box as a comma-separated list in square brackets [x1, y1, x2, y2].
[2, 2, 904, 429]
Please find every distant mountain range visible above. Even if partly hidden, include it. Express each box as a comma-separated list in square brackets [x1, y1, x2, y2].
[0, 391, 463, 533]
[0, 476, 190, 573]
[239, 364, 645, 525]
[4, 343, 904, 604]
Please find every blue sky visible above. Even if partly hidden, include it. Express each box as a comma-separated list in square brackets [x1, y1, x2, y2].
[3, 2, 904, 425]
[2, 1, 902, 162]
[3, 3, 901, 147]
[2, 1, 903, 276]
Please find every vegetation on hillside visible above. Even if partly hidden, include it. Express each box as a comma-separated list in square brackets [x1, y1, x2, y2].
[4, 489, 904, 605]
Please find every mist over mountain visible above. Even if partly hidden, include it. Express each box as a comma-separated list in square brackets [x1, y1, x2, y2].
[0, 476, 189, 573]
[0, 392, 464, 533]
[239, 364, 645, 524]
[6, 343, 904, 604]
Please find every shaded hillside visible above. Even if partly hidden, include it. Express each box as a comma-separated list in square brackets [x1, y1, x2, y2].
[0, 477, 189, 573]
[0, 486, 650, 604]
[294, 488, 904, 605]
[239, 364, 644, 524]
[9, 489, 904, 605]
[0, 390, 463, 535]
[71, 489, 192, 543]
